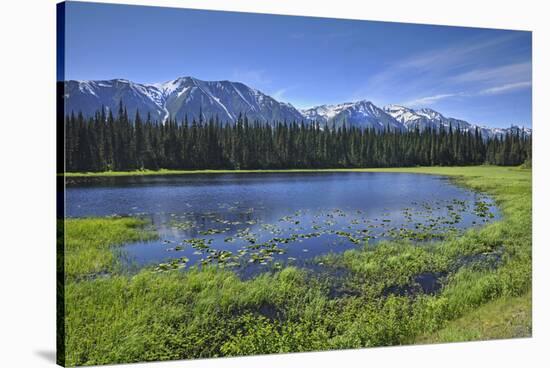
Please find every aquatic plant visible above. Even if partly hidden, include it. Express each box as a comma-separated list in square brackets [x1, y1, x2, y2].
[62, 166, 531, 366]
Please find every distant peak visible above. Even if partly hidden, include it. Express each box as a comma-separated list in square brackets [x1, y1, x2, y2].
[384, 104, 409, 110]
[353, 99, 374, 105]
[415, 107, 441, 115]
[63, 76, 528, 133]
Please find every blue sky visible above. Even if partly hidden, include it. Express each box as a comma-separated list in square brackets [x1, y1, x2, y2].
[63, 1, 532, 128]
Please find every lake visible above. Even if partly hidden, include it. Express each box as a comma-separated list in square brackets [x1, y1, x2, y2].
[66, 172, 500, 276]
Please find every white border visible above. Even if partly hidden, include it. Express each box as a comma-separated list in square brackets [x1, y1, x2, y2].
[0, 1, 548, 367]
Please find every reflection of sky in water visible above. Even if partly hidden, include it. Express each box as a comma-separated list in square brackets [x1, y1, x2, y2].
[66, 172, 500, 275]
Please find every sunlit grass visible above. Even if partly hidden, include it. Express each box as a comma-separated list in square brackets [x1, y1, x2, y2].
[61, 166, 531, 366]
[62, 165, 532, 178]
[64, 217, 156, 279]
[416, 291, 531, 343]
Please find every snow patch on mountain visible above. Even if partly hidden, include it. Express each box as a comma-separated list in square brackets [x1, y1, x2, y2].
[63, 77, 531, 138]
[302, 101, 405, 131]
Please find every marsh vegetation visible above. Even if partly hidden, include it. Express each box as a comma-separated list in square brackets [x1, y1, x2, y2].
[60, 166, 531, 366]
[66, 172, 499, 276]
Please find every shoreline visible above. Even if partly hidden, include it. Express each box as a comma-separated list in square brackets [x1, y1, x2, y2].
[62, 165, 524, 178]
[62, 165, 532, 364]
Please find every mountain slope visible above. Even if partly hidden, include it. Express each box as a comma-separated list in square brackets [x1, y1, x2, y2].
[384, 105, 472, 131]
[301, 100, 405, 131]
[383, 105, 530, 139]
[153, 77, 304, 123]
[64, 77, 304, 124]
[64, 79, 166, 121]
[63, 76, 530, 138]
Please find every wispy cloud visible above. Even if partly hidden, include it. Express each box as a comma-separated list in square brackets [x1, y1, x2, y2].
[352, 33, 530, 108]
[271, 88, 289, 101]
[231, 68, 271, 89]
[359, 34, 522, 95]
[403, 79, 531, 108]
[451, 62, 531, 84]
[404, 93, 462, 107]
[479, 81, 532, 95]
[396, 34, 520, 72]
[231, 68, 299, 104]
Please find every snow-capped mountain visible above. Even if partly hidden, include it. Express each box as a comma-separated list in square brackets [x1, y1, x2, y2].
[384, 104, 471, 131]
[63, 76, 531, 138]
[63, 77, 304, 124]
[301, 101, 406, 131]
[64, 79, 167, 121]
[383, 105, 530, 138]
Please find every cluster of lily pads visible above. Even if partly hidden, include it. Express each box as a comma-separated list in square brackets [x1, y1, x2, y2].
[151, 195, 497, 273]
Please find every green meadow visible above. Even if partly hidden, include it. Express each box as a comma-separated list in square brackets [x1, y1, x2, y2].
[60, 166, 531, 366]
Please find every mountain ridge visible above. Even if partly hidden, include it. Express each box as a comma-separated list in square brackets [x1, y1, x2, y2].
[63, 77, 531, 138]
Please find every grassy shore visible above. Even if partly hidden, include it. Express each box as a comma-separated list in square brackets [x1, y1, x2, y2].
[63, 168, 364, 177]
[64, 217, 157, 280]
[62, 165, 528, 177]
[61, 166, 531, 366]
[416, 290, 531, 343]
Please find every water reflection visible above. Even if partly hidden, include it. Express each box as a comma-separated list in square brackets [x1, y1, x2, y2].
[66, 172, 500, 276]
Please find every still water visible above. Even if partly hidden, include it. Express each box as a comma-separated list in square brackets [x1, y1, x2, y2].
[66, 172, 500, 275]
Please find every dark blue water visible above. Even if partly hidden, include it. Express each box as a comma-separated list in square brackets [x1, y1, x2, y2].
[66, 172, 500, 275]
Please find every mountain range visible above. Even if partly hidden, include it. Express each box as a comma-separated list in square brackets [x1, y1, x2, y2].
[63, 77, 531, 138]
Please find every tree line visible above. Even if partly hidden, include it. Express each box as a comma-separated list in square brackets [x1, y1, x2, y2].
[64, 103, 532, 172]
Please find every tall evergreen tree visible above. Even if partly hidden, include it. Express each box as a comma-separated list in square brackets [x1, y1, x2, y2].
[65, 103, 532, 172]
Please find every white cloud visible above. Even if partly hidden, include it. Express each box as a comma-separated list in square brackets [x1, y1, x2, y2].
[352, 33, 530, 106]
[479, 81, 532, 95]
[361, 34, 522, 93]
[452, 62, 531, 84]
[404, 93, 461, 107]
[403, 79, 531, 108]
[397, 34, 520, 72]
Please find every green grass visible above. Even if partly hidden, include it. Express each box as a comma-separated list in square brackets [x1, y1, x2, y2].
[61, 166, 532, 366]
[64, 217, 157, 280]
[63, 168, 365, 177]
[62, 165, 530, 178]
[417, 291, 531, 343]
